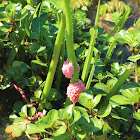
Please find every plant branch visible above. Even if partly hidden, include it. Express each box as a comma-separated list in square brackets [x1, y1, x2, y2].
[42, 14, 66, 100]
[13, 84, 30, 104]
[63, 0, 79, 83]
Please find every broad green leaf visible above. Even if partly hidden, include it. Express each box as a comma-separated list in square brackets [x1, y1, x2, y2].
[12, 61, 29, 74]
[29, 107, 36, 117]
[26, 123, 46, 134]
[36, 109, 58, 129]
[111, 62, 121, 74]
[53, 131, 72, 140]
[20, 105, 27, 117]
[58, 108, 71, 121]
[133, 112, 140, 120]
[74, 106, 89, 120]
[53, 125, 67, 136]
[6, 124, 26, 137]
[90, 117, 103, 132]
[127, 54, 140, 62]
[97, 103, 112, 118]
[31, 16, 49, 42]
[13, 101, 24, 113]
[45, 102, 53, 110]
[131, 28, 140, 41]
[96, 123, 108, 139]
[0, 25, 12, 36]
[129, 94, 140, 104]
[15, 9, 28, 21]
[73, 110, 81, 123]
[45, 0, 64, 10]
[14, 117, 28, 123]
[94, 83, 107, 92]
[110, 95, 130, 106]
[116, 30, 133, 45]
[5, 3, 16, 19]
[92, 94, 102, 108]
[0, 12, 10, 21]
[30, 43, 46, 53]
[78, 90, 94, 109]
[110, 113, 127, 121]
[73, 130, 86, 140]
[48, 88, 62, 101]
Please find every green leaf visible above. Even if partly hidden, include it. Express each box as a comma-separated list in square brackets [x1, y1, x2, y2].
[127, 54, 140, 62]
[5, 3, 16, 19]
[15, 9, 28, 21]
[45, 0, 64, 10]
[29, 107, 36, 117]
[116, 30, 133, 45]
[94, 83, 107, 92]
[26, 123, 46, 134]
[53, 125, 67, 136]
[92, 94, 102, 108]
[36, 109, 58, 129]
[74, 106, 89, 120]
[0, 25, 12, 36]
[20, 105, 27, 117]
[133, 112, 140, 120]
[129, 94, 140, 104]
[31, 16, 49, 43]
[6, 123, 26, 137]
[14, 117, 27, 123]
[12, 61, 29, 74]
[90, 117, 103, 132]
[53, 131, 72, 140]
[110, 112, 128, 121]
[48, 88, 62, 101]
[111, 62, 121, 74]
[73, 110, 81, 123]
[13, 101, 24, 113]
[97, 103, 112, 118]
[78, 90, 94, 109]
[110, 95, 130, 105]
[30, 43, 46, 53]
[0, 12, 10, 21]
[31, 60, 47, 67]
[45, 102, 53, 110]
[96, 123, 108, 139]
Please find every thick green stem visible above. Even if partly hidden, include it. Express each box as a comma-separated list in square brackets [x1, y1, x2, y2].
[103, 63, 134, 104]
[81, 29, 98, 83]
[86, 50, 99, 89]
[81, 0, 100, 83]
[42, 15, 66, 100]
[104, 39, 116, 65]
[63, 0, 79, 83]
[55, 40, 65, 91]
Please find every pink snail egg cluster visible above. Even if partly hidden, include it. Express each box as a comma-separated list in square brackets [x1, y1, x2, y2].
[62, 59, 80, 79]
[66, 80, 86, 104]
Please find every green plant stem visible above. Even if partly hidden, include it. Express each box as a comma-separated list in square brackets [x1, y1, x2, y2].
[42, 15, 66, 100]
[86, 54, 98, 89]
[102, 63, 134, 104]
[81, 0, 100, 83]
[55, 40, 65, 91]
[135, 62, 138, 83]
[63, 0, 79, 83]
[104, 39, 116, 65]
